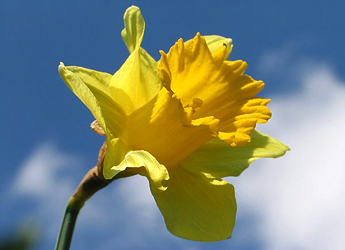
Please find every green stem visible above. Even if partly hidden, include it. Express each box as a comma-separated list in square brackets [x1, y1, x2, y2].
[54, 199, 83, 250]
[53, 140, 137, 250]
[54, 166, 110, 250]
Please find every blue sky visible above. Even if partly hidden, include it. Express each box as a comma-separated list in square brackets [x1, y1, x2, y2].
[1, 1, 345, 249]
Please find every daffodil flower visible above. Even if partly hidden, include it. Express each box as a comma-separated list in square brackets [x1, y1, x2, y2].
[59, 6, 288, 242]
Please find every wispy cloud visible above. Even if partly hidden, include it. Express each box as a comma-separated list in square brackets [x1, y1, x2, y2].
[13, 142, 81, 197]
[9, 142, 84, 248]
[230, 57, 345, 250]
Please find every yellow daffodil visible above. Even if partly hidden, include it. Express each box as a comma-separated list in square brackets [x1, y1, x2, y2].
[59, 6, 288, 242]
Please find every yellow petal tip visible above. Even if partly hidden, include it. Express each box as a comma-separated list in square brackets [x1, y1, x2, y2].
[122, 5, 145, 53]
[58, 62, 65, 70]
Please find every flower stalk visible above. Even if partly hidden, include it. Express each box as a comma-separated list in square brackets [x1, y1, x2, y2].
[54, 143, 110, 250]
[54, 198, 82, 250]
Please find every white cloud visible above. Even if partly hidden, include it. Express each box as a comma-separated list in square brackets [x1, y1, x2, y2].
[10, 142, 85, 247]
[229, 58, 345, 250]
[13, 142, 80, 197]
[257, 43, 297, 77]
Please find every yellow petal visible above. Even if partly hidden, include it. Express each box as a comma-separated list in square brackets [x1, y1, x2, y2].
[108, 5, 162, 114]
[58, 63, 125, 137]
[158, 33, 271, 146]
[157, 35, 232, 72]
[124, 87, 219, 168]
[217, 97, 271, 146]
[110, 48, 162, 114]
[115, 150, 170, 191]
[104, 135, 169, 191]
[151, 166, 236, 241]
[181, 130, 290, 178]
[121, 6, 145, 53]
[204, 35, 233, 59]
[103, 136, 131, 179]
